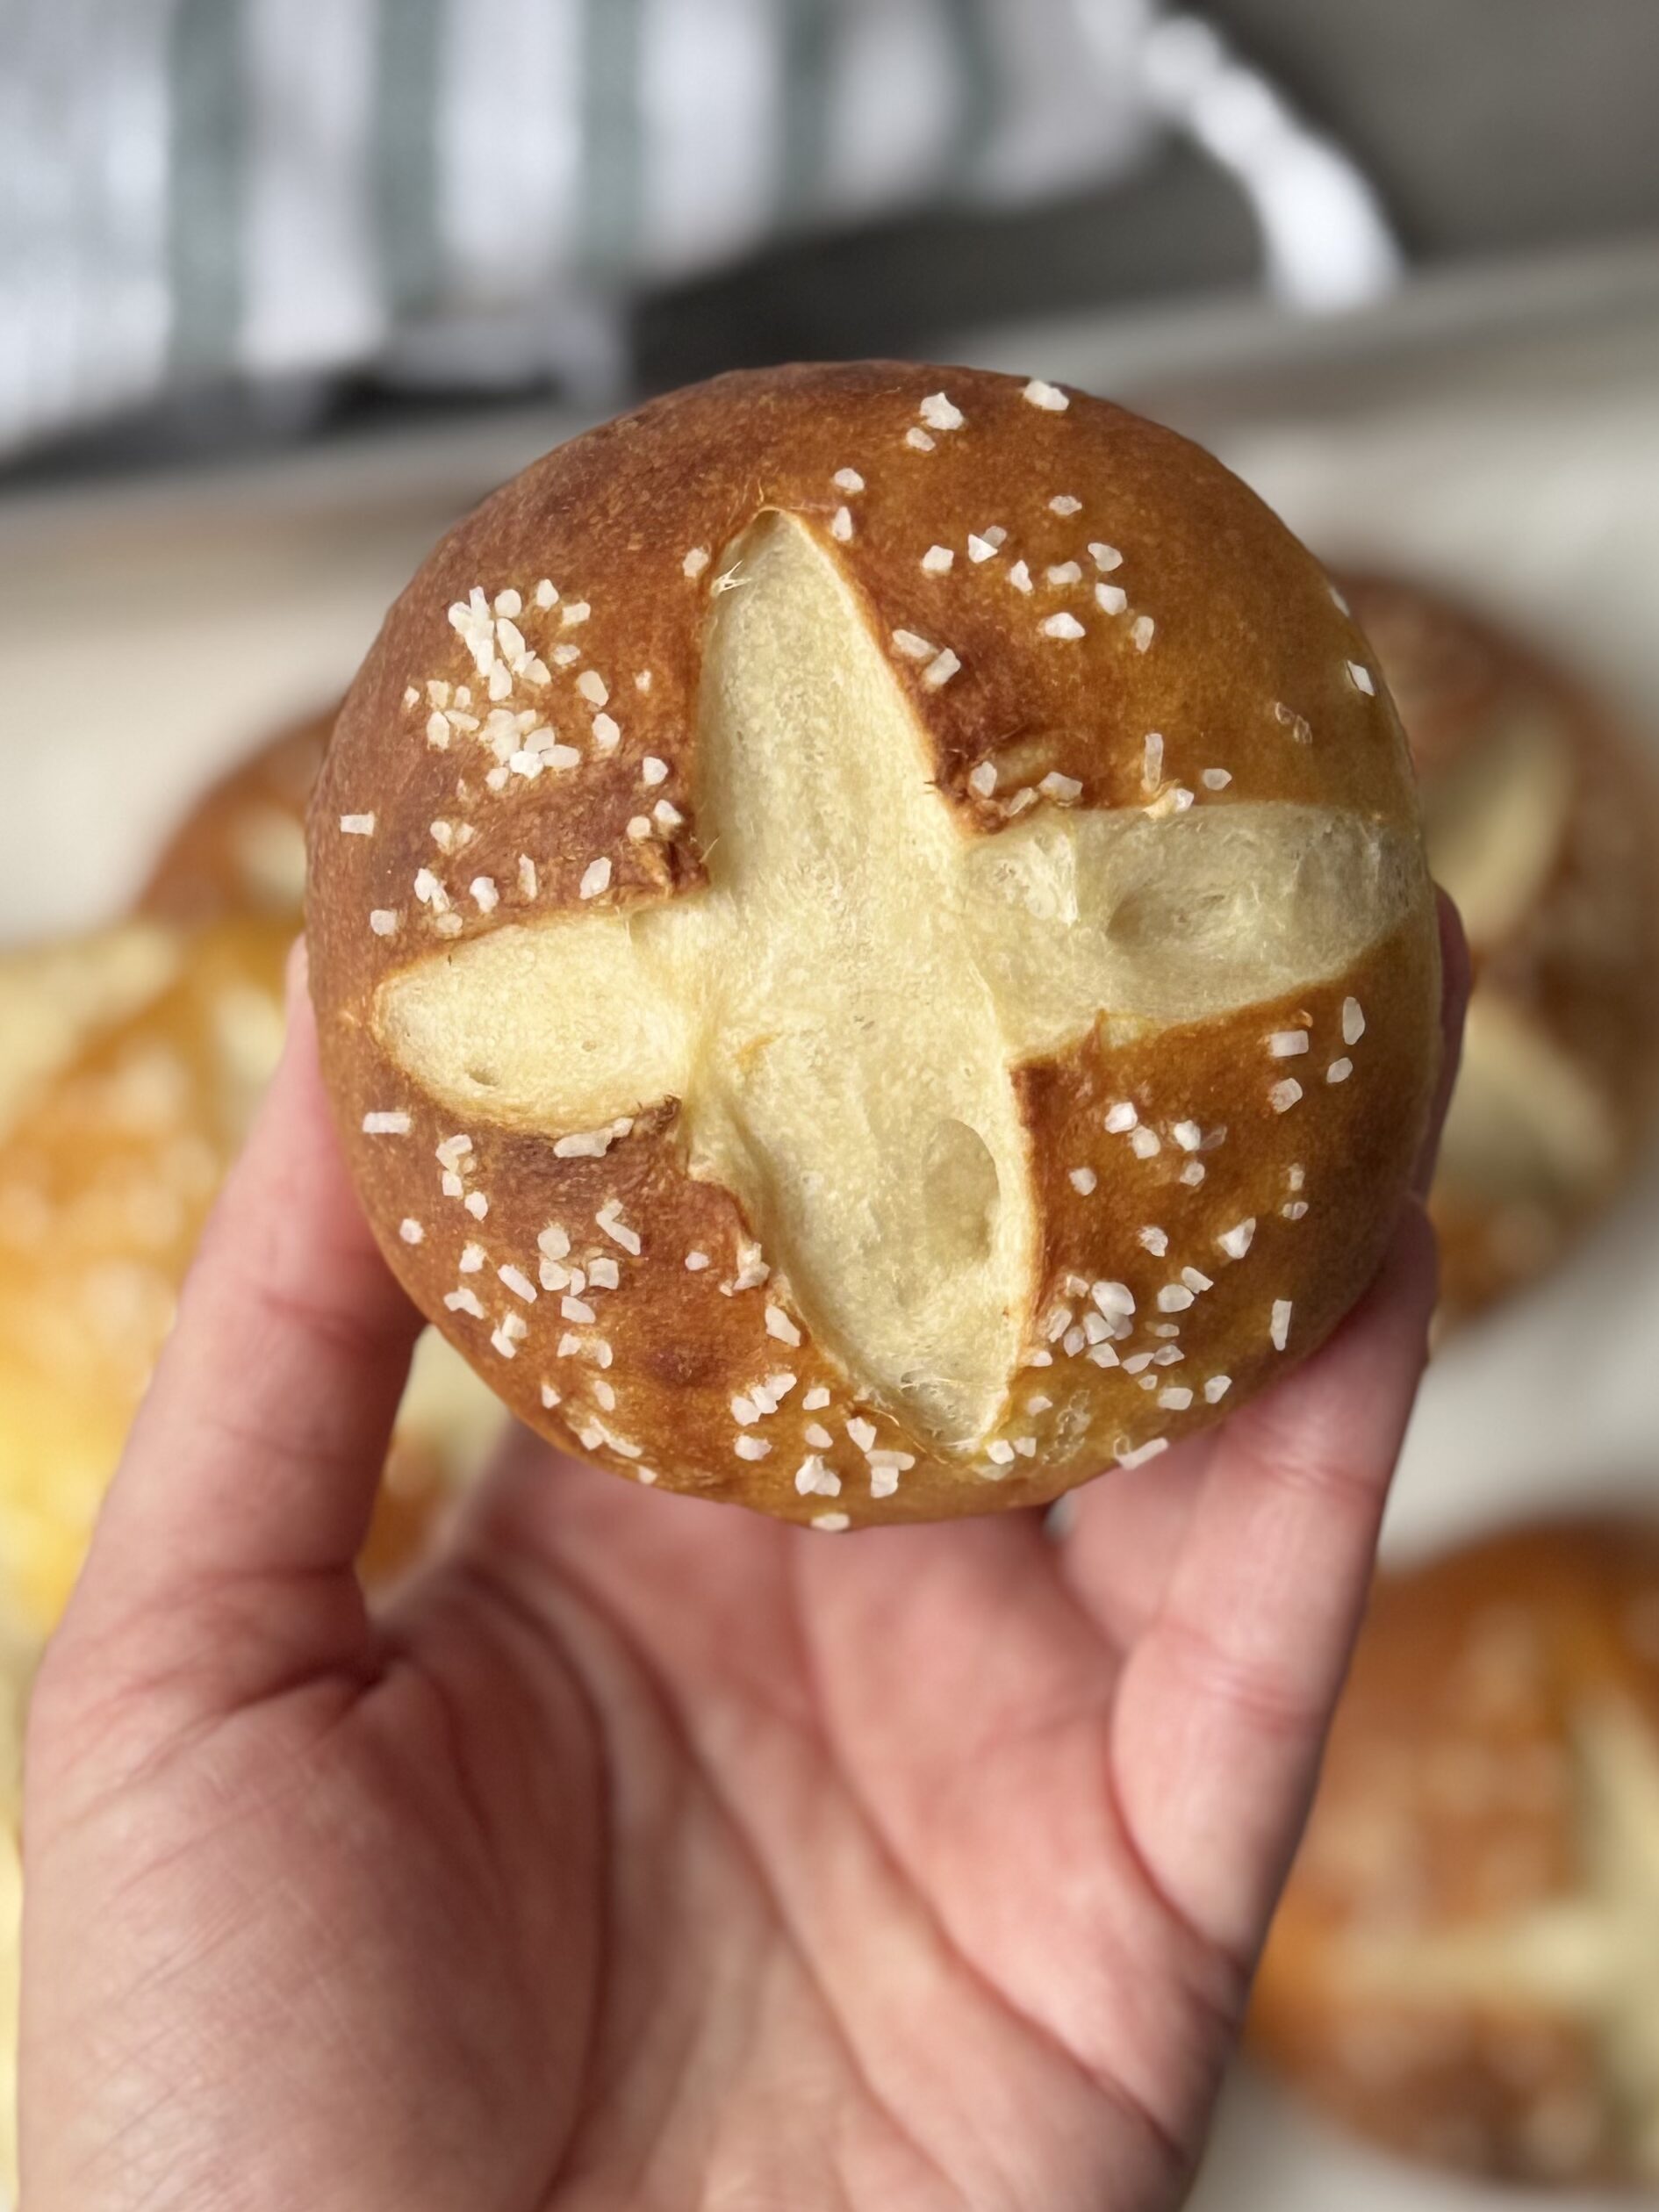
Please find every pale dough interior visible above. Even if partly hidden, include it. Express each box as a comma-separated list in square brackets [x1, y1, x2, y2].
[377, 512, 1422, 1445]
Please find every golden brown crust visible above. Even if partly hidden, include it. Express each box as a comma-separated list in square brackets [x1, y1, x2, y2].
[1253, 1519, 1659, 2187]
[140, 707, 334, 925]
[1344, 574, 1659, 1323]
[308, 363, 1440, 1525]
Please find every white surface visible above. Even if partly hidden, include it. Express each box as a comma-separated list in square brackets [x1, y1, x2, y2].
[2, 300, 1656, 2212]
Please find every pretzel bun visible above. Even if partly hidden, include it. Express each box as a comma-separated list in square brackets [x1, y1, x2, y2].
[1254, 1519, 1659, 2187]
[307, 362, 1440, 1526]
[140, 706, 331, 924]
[1342, 575, 1659, 1324]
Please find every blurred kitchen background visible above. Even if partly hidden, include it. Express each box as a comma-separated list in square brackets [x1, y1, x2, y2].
[4, 3, 1659, 2208]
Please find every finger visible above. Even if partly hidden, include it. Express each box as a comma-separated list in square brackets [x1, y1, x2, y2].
[1059, 1434, 1214, 1650]
[1106, 1197, 1436, 1970]
[69, 944, 422, 1640]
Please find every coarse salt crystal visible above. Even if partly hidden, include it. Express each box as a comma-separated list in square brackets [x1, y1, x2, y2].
[370, 909, 399, 937]
[920, 391, 964, 430]
[1327, 1058, 1354, 1083]
[830, 506, 854, 542]
[1342, 997, 1365, 1045]
[363, 1110, 411, 1135]
[833, 467, 865, 492]
[579, 857, 612, 900]
[1131, 614, 1154, 652]
[1347, 661, 1375, 695]
[1039, 771, 1081, 801]
[893, 629, 934, 660]
[765, 1305, 801, 1347]
[968, 760, 998, 798]
[1201, 768, 1231, 790]
[922, 544, 954, 574]
[1270, 1300, 1293, 1350]
[683, 547, 710, 578]
[1041, 612, 1085, 640]
[1217, 1218, 1255, 1260]
[1069, 1167, 1097, 1196]
[399, 1218, 423, 1244]
[1269, 1079, 1304, 1113]
[1023, 378, 1069, 412]
[923, 649, 960, 690]
[1268, 1031, 1309, 1058]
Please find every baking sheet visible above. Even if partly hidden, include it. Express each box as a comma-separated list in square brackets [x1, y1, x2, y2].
[4, 263, 1658, 2211]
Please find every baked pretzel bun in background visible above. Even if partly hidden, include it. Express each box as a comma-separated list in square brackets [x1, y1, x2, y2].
[1253, 1518, 1659, 2188]
[308, 362, 1440, 1526]
[139, 705, 332, 925]
[1342, 575, 1659, 1325]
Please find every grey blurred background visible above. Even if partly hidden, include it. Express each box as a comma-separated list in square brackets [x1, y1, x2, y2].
[5, 0, 1655, 483]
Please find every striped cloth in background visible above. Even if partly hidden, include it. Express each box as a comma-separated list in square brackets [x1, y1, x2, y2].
[0, 0, 1167, 456]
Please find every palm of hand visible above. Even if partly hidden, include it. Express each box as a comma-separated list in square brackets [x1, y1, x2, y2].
[32, 1431, 1295, 2212]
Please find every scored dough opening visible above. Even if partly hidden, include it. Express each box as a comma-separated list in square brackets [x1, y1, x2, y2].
[375, 509, 1424, 1447]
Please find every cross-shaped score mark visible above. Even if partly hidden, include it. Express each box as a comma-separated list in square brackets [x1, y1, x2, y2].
[377, 512, 1418, 1446]
[1332, 1695, 1659, 2179]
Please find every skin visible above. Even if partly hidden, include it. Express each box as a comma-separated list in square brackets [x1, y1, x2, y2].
[21, 908, 1465, 2212]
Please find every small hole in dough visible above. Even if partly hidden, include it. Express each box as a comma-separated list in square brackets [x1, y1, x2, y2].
[919, 1117, 1000, 1271]
[1107, 882, 1244, 953]
[467, 1064, 499, 1089]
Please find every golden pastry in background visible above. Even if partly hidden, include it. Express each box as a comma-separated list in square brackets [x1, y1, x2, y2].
[1253, 1518, 1659, 2189]
[1346, 576, 1659, 1323]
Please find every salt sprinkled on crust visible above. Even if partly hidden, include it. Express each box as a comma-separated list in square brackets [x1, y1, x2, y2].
[1023, 378, 1069, 412]
[683, 547, 711, 579]
[578, 858, 612, 900]
[833, 467, 865, 493]
[922, 544, 954, 574]
[892, 630, 934, 661]
[1217, 1218, 1255, 1259]
[1270, 1300, 1293, 1351]
[1347, 661, 1375, 695]
[1342, 996, 1365, 1045]
[1041, 612, 1085, 641]
[920, 391, 964, 431]
[363, 1110, 411, 1135]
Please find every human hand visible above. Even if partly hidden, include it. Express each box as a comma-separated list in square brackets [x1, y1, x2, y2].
[21, 912, 1465, 2212]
